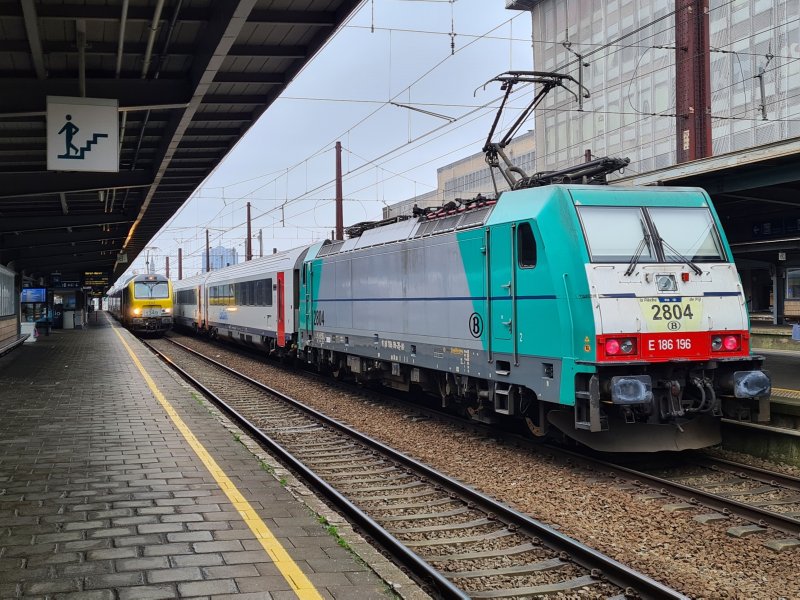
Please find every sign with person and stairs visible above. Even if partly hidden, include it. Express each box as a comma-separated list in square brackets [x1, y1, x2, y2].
[46, 96, 118, 172]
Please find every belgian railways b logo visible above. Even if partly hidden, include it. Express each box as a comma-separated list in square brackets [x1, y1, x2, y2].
[469, 312, 484, 338]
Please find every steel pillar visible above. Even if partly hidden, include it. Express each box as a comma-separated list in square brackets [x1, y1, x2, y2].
[675, 0, 712, 163]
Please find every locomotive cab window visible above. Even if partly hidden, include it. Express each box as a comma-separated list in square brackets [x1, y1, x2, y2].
[577, 206, 655, 263]
[648, 207, 725, 262]
[134, 281, 169, 299]
[517, 222, 537, 268]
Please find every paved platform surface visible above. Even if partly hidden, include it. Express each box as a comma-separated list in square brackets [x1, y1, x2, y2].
[0, 315, 399, 599]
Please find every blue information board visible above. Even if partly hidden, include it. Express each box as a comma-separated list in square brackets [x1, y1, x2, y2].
[21, 288, 46, 303]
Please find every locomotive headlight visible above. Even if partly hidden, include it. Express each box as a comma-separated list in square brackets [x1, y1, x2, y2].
[163, 308, 171, 314]
[620, 339, 634, 354]
[723, 335, 740, 351]
[711, 336, 723, 351]
[132, 308, 141, 316]
[605, 339, 621, 355]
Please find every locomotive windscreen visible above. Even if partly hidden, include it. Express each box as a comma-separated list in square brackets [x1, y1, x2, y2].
[648, 207, 726, 262]
[577, 205, 726, 264]
[134, 281, 170, 299]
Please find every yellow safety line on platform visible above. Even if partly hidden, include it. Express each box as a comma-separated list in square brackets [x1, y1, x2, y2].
[772, 387, 800, 400]
[112, 327, 322, 600]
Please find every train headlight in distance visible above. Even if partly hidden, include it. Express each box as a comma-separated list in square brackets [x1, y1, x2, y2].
[163, 308, 171, 314]
[605, 339, 620, 355]
[723, 335, 740, 351]
[711, 336, 723, 351]
[620, 339, 635, 354]
[132, 308, 141, 316]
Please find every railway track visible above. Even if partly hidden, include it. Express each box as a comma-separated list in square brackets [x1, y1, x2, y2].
[144, 336, 684, 600]
[596, 453, 800, 536]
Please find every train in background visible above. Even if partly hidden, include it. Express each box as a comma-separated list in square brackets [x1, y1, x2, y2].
[107, 273, 174, 335]
[172, 183, 771, 453]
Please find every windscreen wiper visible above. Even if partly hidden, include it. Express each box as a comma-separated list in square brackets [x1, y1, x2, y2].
[658, 236, 703, 275]
[624, 233, 650, 276]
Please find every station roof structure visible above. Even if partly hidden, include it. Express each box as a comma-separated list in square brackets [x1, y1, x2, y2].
[0, 0, 363, 284]
[619, 136, 800, 265]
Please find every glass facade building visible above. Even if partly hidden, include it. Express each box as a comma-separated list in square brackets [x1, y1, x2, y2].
[202, 246, 239, 272]
[512, 0, 800, 175]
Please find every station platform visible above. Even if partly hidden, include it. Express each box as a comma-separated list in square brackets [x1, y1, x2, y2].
[0, 314, 412, 600]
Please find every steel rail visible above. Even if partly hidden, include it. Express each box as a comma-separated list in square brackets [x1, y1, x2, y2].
[555, 448, 800, 535]
[688, 453, 800, 492]
[150, 337, 686, 600]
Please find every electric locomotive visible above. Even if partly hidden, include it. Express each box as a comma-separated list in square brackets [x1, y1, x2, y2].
[107, 273, 173, 335]
[298, 184, 769, 452]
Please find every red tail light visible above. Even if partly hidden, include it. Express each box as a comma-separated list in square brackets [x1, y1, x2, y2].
[604, 338, 637, 358]
[723, 335, 740, 351]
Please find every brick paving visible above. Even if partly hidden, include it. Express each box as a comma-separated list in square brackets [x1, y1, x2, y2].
[0, 316, 398, 599]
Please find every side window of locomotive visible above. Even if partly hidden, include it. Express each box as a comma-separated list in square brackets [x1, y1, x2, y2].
[517, 222, 537, 268]
[577, 206, 654, 263]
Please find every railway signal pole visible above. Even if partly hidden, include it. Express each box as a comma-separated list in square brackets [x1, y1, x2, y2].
[205, 229, 210, 273]
[335, 141, 343, 241]
[178, 248, 182, 280]
[675, 0, 712, 163]
[245, 202, 252, 261]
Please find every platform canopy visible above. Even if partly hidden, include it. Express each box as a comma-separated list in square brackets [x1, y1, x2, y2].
[0, 0, 363, 285]
[618, 136, 800, 264]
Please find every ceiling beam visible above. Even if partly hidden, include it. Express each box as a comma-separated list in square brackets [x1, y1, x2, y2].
[248, 10, 336, 26]
[183, 127, 240, 137]
[213, 72, 285, 84]
[0, 170, 153, 198]
[0, 40, 308, 59]
[0, 78, 192, 116]
[20, 0, 46, 79]
[1, 228, 125, 250]
[0, 214, 134, 234]
[18, 251, 122, 270]
[3, 240, 123, 262]
[192, 112, 252, 122]
[0, 4, 210, 23]
[202, 94, 267, 105]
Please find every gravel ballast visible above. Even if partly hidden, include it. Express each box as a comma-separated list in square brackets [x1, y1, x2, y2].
[172, 335, 800, 599]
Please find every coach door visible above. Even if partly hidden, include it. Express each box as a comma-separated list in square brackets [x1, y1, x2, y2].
[196, 285, 202, 328]
[277, 272, 285, 347]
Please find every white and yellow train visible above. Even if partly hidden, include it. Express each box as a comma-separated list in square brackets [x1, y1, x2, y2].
[107, 273, 173, 335]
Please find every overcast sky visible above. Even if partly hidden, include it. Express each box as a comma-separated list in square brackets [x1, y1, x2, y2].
[126, 1, 536, 279]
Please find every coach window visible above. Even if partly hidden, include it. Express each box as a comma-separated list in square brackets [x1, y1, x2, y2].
[517, 222, 537, 268]
[266, 278, 273, 306]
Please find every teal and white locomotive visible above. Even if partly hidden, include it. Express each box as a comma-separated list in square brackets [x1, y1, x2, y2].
[298, 183, 769, 452]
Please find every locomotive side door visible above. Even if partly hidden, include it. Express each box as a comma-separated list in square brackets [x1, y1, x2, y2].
[487, 223, 514, 356]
